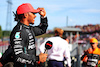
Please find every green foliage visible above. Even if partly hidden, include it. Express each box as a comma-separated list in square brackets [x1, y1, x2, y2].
[98, 64, 100, 67]
[0, 25, 11, 38]
[36, 33, 54, 38]
[2, 31, 11, 37]
[0, 26, 2, 38]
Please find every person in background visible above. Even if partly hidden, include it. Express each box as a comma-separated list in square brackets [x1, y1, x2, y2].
[81, 38, 100, 67]
[8, 3, 48, 67]
[39, 28, 71, 67]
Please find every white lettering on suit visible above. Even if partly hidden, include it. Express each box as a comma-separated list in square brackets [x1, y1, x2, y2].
[26, 29, 35, 49]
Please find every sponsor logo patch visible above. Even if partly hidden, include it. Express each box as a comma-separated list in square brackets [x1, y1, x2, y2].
[15, 32, 20, 39]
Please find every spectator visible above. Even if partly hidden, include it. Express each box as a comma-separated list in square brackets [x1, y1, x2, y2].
[81, 38, 100, 67]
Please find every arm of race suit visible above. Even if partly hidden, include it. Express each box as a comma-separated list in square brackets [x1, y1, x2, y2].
[30, 17, 48, 36]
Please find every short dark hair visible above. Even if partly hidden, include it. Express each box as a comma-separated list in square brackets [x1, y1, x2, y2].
[18, 14, 24, 20]
[13, 11, 24, 22]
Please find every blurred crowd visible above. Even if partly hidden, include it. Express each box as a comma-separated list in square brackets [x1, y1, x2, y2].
[74, 24, 100, 44]
[75, 24, 100, 33]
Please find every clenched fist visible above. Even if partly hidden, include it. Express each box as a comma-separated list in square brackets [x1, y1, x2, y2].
[39, 53, 48, 63]
[37, 7, 46, 17]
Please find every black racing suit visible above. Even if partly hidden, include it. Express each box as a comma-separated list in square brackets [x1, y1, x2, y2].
[10, 17, 48, 67]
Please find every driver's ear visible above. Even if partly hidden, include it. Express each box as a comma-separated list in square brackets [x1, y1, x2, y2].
[24, 13, 28, 18]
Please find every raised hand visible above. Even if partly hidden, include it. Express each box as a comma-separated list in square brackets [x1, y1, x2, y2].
[37, 7, 46, 17]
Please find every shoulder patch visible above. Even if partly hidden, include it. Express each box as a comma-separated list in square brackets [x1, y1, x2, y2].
[15, 32, 20, 39]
